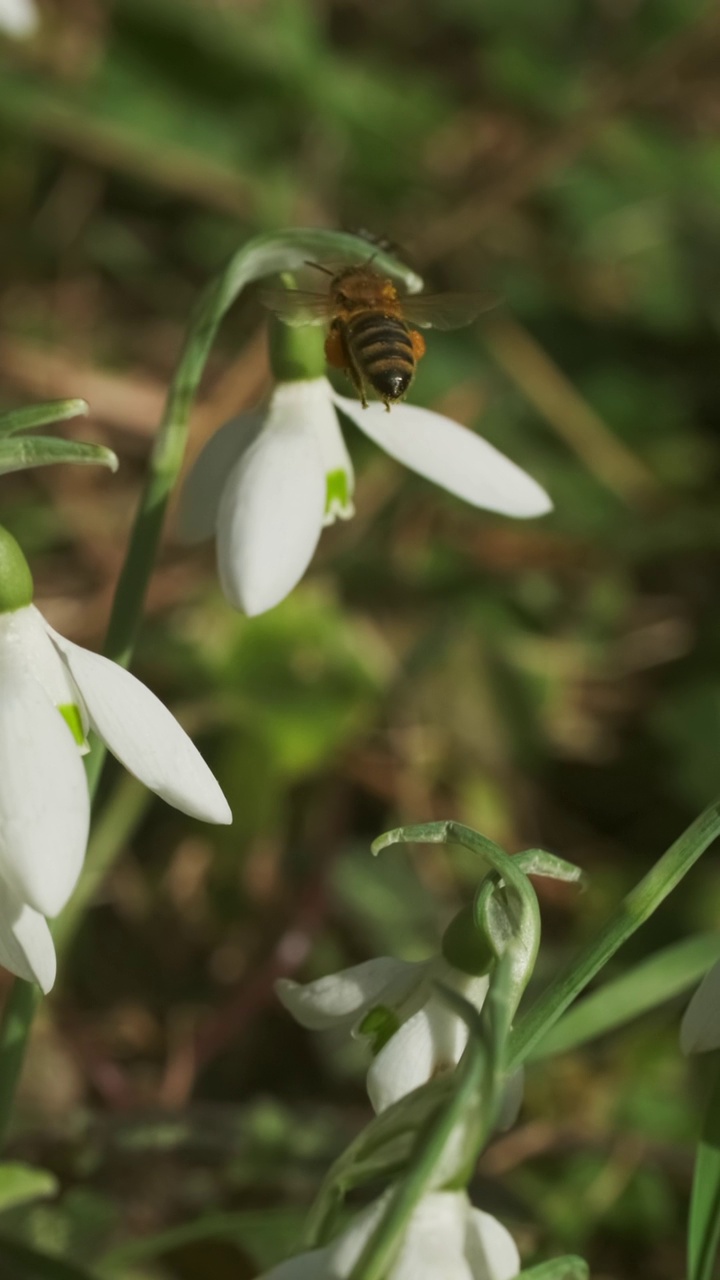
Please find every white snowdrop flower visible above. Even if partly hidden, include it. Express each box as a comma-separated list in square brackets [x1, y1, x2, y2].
[0, 0, 39, 38]
[179, 376, 552, 617]
[259, 1190, 520, 1280]
[0, 547, 230, 993]
[680, 958, 720, 1055]
[277, 952, 490, 1114]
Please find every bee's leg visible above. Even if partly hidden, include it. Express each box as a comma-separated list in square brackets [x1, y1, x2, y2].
[409, 329, 426, 361]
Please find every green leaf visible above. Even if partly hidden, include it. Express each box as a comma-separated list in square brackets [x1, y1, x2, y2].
[688, 1059, 720, 1280]
[508, 799, 720, 1070]
[0, 1238, 97, 1280]
[530, 933, 720, 1060]
[518, 1257, 590, 1280]
[0, 400, 88, 438]
[514, 848, 587, 886]
[0, 438, 118, 475]
[0, 1163, 58, 1214]
[99, 1207, 307, 1271]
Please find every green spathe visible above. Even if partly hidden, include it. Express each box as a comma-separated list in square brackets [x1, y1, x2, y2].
[0, 528, 33, 613]
[442, 904, 495, 977]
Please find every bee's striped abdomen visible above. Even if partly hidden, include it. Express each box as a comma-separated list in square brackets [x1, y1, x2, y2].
[345, 310, 416, 404]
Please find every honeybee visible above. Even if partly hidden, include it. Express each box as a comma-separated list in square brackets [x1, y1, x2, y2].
[262, 261, 491, 410]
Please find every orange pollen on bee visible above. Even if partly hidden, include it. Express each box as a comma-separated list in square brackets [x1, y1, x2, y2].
[410, 329, 426, 360]
[324, 328, 347, 370]
[380, 281, 398, 304]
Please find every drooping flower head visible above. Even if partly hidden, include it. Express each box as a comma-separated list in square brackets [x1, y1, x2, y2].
[180, 321, 551, 616]
[0, 527, 230, 992]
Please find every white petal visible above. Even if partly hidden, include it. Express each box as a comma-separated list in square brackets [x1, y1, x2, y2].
[46, 631, 231, 825]
[392, 1194, 473, 1280]
[0, 884, 56, 993]
[464, 1209, 520, 1280]
[367, 995, 469, 1113]
[0, 658, 89, 916]
[276, 957, 421, 1031]
[334, 394, 551, 518]
[0, 0, 38, 38]
[681, 961, 720, 1054]
[177, 413, 264, 544]
[216, 382, 328, 616]
[329, 1194, 390, 1275]
[0, 606, 87, 743]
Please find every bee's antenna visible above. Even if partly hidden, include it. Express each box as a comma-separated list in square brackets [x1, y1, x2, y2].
[304, 260, 335, 277]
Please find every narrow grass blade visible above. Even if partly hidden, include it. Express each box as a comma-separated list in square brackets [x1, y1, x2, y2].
[689, 1062, 720, 1280]
[531, 933, 720, 1059]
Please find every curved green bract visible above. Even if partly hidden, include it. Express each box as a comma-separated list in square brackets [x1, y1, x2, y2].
[373, 820, 541, 1021]
[0, 437, 118, 475]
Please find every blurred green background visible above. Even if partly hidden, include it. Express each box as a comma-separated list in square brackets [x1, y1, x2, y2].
[2, 1, 720, 1276]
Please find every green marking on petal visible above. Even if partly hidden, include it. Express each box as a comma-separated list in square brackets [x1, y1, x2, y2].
[358, 1004, 401, 1056]
[58, 703, 87, 748]
[326, 468, 352, 519]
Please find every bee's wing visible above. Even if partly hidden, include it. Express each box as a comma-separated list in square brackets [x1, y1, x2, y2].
[401, 292, 497, 330]
[259, 287, 333, 327]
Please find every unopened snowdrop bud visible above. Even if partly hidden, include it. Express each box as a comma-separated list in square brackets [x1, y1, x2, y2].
[0, 526, 231, 993]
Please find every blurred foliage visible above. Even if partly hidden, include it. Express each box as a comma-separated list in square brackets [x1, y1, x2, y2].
[1, 0, 720, 1276]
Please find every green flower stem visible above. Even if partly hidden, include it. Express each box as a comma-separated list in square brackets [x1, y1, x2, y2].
[0, 982, 39, 1149]
[507, 798, 720, 1069]
[52, 774, 151, 960]
[0, 228, 421, 1151]
[0, 774, 150, 1149]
